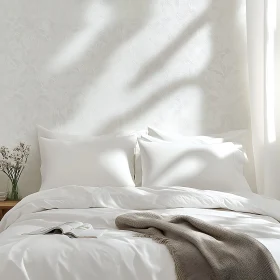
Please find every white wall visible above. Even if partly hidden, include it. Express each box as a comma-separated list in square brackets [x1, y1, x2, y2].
[0, 0, 251, 196]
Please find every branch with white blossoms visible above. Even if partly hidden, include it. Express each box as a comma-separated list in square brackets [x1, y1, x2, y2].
[0, 142, 30, 186]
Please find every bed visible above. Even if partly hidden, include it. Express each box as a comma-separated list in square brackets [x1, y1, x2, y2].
[1, 126, 280, 279]
[1, 185, 280, 280]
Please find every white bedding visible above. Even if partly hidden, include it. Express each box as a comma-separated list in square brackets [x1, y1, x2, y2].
[1, 186, 280, 280]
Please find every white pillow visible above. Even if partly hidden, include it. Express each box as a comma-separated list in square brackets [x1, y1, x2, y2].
[147, 126, 256, 190]
[147, 126, 245, 145]
[139, 139, 251, 193]
[37, 125, 147, 186]
[39, 135, 137, 190]
[141, 134, 221, 144]
[137, 132, 246, 188]
[37, 125, 144, 140]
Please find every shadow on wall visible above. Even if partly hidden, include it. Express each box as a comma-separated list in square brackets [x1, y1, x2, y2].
[0, 0, 251, 196]
[98, 0, 249, 134]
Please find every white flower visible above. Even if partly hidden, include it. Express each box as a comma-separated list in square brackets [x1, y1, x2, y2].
[0, 143, 30, 184]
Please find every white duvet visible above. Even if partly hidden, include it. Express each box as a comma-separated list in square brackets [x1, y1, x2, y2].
[1, 185, 280, 280]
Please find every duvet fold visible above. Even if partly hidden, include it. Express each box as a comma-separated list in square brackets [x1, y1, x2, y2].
[2, 185, 280, 232]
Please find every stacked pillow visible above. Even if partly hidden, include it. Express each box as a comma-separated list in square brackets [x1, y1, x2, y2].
[37, 125, 252, 194]
[37, 126, 145, 190]
[138, 127, 252, 193]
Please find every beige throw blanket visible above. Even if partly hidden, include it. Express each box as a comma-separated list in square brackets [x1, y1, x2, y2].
[115, 212, 280, 280]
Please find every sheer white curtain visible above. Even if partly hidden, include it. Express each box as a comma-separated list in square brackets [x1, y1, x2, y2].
[246, 0, 280, 198]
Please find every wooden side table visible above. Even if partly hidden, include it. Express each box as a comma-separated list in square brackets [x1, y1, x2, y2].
[0, 201, 19, 220]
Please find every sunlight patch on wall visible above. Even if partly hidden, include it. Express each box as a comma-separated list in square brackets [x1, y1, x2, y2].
[47, 2, 111, 74]
[151, 86, 203, 135]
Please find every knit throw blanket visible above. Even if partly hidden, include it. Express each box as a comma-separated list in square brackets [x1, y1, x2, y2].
[115, 212, 280, 280]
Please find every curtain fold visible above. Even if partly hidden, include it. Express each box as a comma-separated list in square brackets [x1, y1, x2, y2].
[246, 0, 280, 198]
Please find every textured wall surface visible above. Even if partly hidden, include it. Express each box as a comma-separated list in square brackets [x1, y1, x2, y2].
[0, 0, 250, 196]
